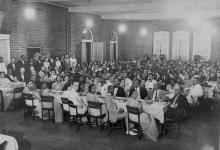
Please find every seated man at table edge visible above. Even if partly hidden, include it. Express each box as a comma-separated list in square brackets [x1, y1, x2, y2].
[166, 86, 190, 121]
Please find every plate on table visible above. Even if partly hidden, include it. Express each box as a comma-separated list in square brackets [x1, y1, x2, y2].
[145, 100, 153, 104]
[79, 92, 86, 96]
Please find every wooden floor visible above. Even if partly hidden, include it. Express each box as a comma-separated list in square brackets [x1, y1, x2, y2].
[0, 103, 219, 150]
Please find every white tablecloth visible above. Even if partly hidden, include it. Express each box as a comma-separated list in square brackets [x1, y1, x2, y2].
[0, 134, 18, 150]
[142, 102, 169, 123]
[0, 86, 14, 111]
[48, 92, 168, 124]
[114, 100, 168, 124]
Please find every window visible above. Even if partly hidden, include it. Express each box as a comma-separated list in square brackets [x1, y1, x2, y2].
[153, 31, 169, 60]
[193, 31, 211, 60]
[92, 42, 103, 63]
[172, 31, 190, 60]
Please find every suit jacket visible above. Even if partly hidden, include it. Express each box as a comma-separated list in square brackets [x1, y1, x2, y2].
[171, 93, 190, 112]
[7, 63, 16, 76]
[33, 61, 43, 73]
[5, 74, 15, 82]
[15, 60, 26, 72]
[16, 73, 29, 83]
[139, 87, 148, 99]
[114, 86, 126, 97]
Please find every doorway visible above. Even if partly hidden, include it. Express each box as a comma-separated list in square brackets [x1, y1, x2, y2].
[0, 34, 10, 64]
[110, 32, 118, 61]
[81, 29, 93, 64]
[27, 47, 41, 61]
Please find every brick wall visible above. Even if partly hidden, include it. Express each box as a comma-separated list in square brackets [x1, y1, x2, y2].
[0, 0, 68, 58]
[68, 13, 103, 60]
[103, 19, 220, 61]
[1, 0, 220, 61]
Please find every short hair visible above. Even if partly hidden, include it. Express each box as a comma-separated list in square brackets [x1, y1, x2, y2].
[88, 84, 95, 93]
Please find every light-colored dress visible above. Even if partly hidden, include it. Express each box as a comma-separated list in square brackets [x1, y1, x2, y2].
[104, 94, 126, 123]
[127, 98, 159, 142]
[23, 88, 42, 118]
[62, 88, 87, 115]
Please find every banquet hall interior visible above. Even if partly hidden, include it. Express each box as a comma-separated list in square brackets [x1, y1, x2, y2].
[0, 0, 220, 150]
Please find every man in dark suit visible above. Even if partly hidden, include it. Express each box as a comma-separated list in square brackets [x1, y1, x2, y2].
[166, 86, 190, 120]
[133, 80, 148, 99]
[7, 57, 16, 76]
[114, 78, 126, 97]
[16, 67, 29, 83]
[33, 56, 43, 73]
[15, 55, 26, 73]
[5, 68, 15, 82]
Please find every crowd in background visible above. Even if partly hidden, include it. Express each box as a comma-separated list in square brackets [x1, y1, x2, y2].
[0, 53, 220, 141]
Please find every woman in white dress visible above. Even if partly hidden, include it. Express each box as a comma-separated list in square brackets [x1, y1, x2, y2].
[126, 88, 159, 142]
[62, 81, 87, 115]
[23, 81, 42, 118]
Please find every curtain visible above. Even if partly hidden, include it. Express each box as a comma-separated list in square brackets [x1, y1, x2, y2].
[193, 31, 211, 60]
[92, 42, 103, 63]
[172, 31, 190, 60]
[153, 31, 170, 59]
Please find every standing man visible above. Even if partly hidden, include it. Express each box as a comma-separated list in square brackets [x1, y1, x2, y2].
[0, 57, 7, 74]
[16, 55, 26, 73]
[7, 57, 16, 76]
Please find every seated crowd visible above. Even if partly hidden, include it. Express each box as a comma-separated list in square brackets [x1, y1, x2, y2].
[0, 54, 219, 142]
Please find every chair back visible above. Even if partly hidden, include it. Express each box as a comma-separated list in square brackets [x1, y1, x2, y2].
[14, 87, 24, 93]
[69, 102, 78, 116]
[14, 87, 24, 99]
[61, 97, 69, 112]
[126, 105, 140, 123]
[87, 101, 104, 116]
[41, 95, 54, 109]
[23, 93, 34, 107]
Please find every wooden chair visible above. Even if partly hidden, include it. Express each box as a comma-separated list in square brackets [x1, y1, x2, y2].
[41, 95, 55, 122]
[87, 101, 106, 132]
[126, 105, 142, 140]
[108, 109, 125, 135]
[9, 87, 24, 111]
[69, 102, 87, 131]
[0, 90, 4, 112]
[164, 105, 184, 138]
[23, 93, 38, 119]
[61, 97, 70, 123]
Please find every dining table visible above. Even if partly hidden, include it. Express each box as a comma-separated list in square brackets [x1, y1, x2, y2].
[0, 84, 24, 111]
[48, 91, 169, 124]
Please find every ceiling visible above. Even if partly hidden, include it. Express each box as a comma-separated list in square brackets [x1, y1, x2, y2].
[22, 0, 220, 20]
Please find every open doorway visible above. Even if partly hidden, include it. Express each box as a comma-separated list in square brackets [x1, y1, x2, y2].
[27, 47, 41, 61]
[0, 34, 10, 64]
[81, 29, 93, 64]
[110, 32, 118, 61]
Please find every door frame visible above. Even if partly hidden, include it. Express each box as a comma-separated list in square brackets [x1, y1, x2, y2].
[0, 34, 10, 64]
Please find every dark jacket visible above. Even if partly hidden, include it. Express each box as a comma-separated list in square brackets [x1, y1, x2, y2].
[7, 63, 16, 76]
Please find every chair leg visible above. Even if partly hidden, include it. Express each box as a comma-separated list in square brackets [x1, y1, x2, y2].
[89, 117, 92, 130]
[128, 121, 130, 136]
[76, 117, 81, 132]
[138, 126, 142, 140]
[100, 117, 103, 132]
[108, 122, 112, 135]
[23, 108, 26, 118]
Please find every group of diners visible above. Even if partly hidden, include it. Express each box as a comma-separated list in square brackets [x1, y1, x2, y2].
[0, 54, 220, 142]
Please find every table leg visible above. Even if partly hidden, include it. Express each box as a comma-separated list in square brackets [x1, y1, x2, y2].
[0, 90, 4, 112]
